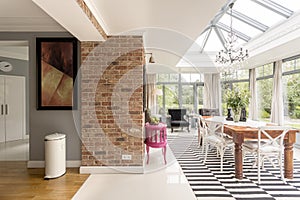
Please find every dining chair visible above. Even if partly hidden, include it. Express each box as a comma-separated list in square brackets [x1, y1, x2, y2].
[144, 122, 168, 164]
[202, 119, 233, 171]
[242, 126, 290, 184]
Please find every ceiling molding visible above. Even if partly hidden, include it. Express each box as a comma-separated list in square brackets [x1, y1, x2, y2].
[0, 17, 65, 32]
[32, 0, 105, 41]
[76, 0, 107, 40]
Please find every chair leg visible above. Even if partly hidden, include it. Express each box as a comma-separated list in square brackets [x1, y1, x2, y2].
[257, 153, 261, 184]
[146, 145, 150, 164]
[171, 128, 173, 133]
[162, 146, 167, 164]
[219, 148, 224, 172]
[279, 153, 285, 183]
[204, 143, 209, 163]
[201, 139, 205, 154]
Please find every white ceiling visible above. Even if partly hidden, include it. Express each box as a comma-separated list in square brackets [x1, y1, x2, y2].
[0, 0, 229, 67]
[0, 0, 65, 32]
[1, 0, 299, 73]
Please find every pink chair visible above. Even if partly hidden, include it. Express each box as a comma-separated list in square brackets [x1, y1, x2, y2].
[144, 123, 167, 164]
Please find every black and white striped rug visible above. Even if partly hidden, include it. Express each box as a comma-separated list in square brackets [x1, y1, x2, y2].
[168, 134, 300, 200]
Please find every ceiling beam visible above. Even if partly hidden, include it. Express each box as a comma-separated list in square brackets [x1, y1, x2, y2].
[199, 27, 212, 53]
[32, 0, 106, 41]
[216, 22, 251, 42]
[251, 0, 293, 18]
[201, 0, 238, 35]
[214, 26, 227, 50]
[229, 9, 268, 32]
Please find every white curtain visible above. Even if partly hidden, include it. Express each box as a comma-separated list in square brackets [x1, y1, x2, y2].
[203, 73, 221, 114]
[146, 74, 156, 114]
[271, 61, 284, 125]
[249, 68, 258, 120]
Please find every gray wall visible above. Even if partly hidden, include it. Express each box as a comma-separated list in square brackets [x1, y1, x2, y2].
[0, 56, 29, 134]
[0, 32, 81, 161]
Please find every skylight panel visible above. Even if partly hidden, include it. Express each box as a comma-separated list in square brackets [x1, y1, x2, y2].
[202, 28, 224, 51]
[234, 0, 286, 27]
[271, 0, 300, 12]
[219, 13, 263, 38]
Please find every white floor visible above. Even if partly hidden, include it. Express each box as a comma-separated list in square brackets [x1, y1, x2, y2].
[73, 130, 197, 200]
[0, 139, 29, 161]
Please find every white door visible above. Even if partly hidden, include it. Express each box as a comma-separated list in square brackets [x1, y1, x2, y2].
[5, 76, 25, 141]
[0, 76, 5, 142]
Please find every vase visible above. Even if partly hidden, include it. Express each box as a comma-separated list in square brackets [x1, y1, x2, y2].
[232, 108, 241, 123]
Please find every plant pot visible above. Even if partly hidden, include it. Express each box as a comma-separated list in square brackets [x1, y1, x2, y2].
[232, 108, 241, 123]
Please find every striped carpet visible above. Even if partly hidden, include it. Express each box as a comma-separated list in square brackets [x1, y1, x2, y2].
[168, 134, 300, 200]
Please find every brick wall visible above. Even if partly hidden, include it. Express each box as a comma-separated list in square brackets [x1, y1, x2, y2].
[81, 36, 145, 167]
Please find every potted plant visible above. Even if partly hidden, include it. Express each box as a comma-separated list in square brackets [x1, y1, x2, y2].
[225, 88, 250, 122]
[145, 109, 160, 125]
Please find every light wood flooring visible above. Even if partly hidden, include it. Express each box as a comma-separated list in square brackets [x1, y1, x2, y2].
[0, 161, 89, 200]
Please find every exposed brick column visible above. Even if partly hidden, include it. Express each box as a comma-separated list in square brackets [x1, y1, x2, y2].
[80, 36, 145, 168]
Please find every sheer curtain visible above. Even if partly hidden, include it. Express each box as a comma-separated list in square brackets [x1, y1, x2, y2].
[203, 73, 221, 114]
[249, 68, 258, 120]
[146, 74, 157, 114]
[271, 61, 284, 125]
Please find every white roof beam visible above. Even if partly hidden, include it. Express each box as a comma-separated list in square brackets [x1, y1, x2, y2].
[229, 9, 268, 32]
[199, 27, 212, 53]
[251, 0, 293, 18]
[216, 22, 251, 42]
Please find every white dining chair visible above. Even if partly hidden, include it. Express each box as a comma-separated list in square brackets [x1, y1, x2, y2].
[242, 126, 290, 184]
[202, 119, 234, 171]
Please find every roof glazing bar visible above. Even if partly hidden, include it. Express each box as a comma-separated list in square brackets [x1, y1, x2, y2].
[213, 26, 227, 51]
[216, 22, 251, 42]
[251, 0, 293, 18]
[199, 27, 212, 53]
[229, 9, 268, 32]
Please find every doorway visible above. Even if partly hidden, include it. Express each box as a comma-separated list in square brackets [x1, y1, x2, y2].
[0, 40, 29, 161]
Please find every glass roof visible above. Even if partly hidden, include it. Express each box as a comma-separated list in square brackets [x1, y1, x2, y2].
[195, 0, 299, 53]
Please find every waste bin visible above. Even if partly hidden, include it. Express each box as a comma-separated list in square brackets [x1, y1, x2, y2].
[44, 133, 66, 179]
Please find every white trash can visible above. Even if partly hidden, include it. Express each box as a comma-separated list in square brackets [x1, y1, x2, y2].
[44, 133, 66, 179]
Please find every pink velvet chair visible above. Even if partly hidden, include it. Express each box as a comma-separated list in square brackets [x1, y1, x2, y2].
[144, 123, 167, 164]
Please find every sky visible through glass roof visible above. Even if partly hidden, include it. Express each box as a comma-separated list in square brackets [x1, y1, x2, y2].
[196, 0, 300, 53]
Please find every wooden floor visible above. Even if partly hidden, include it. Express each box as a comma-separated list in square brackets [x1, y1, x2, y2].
[0, 161, 89, 200]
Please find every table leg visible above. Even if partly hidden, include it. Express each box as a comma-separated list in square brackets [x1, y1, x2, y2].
[284, 141, 294, 179]
[233, 133, 244, 179]
[234, 142, 243, 179]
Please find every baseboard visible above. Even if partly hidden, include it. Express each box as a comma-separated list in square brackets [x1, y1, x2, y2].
[27, 160, 81, 168]
[79, 166, 144, 174]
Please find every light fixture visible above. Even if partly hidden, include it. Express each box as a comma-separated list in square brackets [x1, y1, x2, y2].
[145, 53, 155, 63]
[215, 3, 248, 66]
[0, 61, 13, 72]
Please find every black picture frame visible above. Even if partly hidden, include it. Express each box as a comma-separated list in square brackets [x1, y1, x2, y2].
[36, 37, 78, 110]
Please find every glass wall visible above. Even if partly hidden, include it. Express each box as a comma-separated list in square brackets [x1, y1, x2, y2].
[283, 57, 300, 129]
[156, 73, 204, 115]
[221, 69, 250, 116]
[256, 63, 274, 121]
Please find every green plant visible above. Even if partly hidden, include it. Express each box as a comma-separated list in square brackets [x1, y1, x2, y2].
[225, 88, 250, 113]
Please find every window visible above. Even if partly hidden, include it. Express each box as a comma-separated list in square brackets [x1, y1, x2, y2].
[256, 63, 274, 121]
[221, 69, 250, 115]
[282, 58, 300, 129]
[182, 85, 194, 112]
[156, 73, 204, 114]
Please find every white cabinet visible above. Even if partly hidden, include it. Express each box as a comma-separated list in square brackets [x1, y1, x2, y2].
[0, 75, 25, 142]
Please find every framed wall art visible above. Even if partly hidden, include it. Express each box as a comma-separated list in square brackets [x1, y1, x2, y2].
[36, 37, 78, 110]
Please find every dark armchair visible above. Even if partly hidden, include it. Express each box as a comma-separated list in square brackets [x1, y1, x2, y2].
[168, 109, 190, 132]
[199, 108, 220, 116]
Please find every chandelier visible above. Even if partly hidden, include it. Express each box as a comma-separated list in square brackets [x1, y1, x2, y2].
[215, 3, 248, 65]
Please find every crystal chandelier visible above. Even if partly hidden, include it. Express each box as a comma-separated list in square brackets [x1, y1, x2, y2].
[215, 3, 248, 65]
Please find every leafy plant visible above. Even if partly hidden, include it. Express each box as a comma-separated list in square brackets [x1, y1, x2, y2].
[225, 88, 250, 113]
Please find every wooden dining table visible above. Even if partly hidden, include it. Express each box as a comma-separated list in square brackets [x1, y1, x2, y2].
[224, 124, 298, 180]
